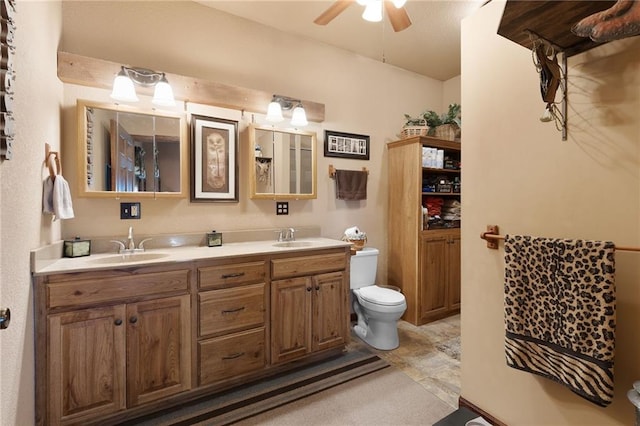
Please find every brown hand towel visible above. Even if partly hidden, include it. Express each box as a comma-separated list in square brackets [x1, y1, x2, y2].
[504, 235, 616, 407]
[335, 169, 367, 201]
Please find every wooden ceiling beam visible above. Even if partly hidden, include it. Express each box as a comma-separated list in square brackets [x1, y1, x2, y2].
[57, 51, 325, 123]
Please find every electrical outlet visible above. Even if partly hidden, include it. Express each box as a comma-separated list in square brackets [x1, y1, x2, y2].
[276, 201, 289, 215]
[120, 202, 141, 219]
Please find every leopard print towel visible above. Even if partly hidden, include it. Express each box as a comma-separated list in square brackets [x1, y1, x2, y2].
[504, 235, 616, 407]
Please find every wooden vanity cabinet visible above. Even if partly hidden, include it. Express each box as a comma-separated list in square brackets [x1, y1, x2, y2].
[270, 250, 349, 364]
[35, 266, 192, 426]
[196, 259, 269, 386]
[34, 246, 351, 425]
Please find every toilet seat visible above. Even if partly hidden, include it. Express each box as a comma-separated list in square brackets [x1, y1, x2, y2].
[357, 285, 405, 306]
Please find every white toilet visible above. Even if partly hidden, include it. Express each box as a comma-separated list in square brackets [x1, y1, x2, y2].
[351, 247, 407, 350]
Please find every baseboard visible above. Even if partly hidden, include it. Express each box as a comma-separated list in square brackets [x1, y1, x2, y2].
[458, 396, 507, 426]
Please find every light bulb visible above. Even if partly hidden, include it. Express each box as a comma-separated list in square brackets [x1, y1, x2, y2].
[110, 67, 138, 102]
[362, 0, 383, 22]
[266, 98, 284, 123]
[392, 0, 406, 8]
[290, 104, 308, 127]
[152, 74, 175, 106]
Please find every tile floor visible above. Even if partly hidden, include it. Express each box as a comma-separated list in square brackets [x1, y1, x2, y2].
[353, 314, 461, 409]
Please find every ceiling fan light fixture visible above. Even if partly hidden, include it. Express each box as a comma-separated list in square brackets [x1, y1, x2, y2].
[362, 0, 383, 22]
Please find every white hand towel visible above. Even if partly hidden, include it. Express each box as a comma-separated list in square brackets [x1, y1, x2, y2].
[52, 175, 74, 220]
[42, 177, 54, 214]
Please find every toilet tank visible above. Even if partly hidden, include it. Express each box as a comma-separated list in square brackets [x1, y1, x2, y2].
[350, 247, 379, 289]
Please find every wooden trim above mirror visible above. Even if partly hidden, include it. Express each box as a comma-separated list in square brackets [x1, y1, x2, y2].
[77, 100, 188, 198]
[58, 51, 325, 123]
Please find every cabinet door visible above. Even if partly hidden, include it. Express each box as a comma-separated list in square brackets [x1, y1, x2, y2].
[312, 272, 347, 352]
[271, 276, 312, 364]
[447, 234, 461, 310]
[127, 294, 191, 407]
[48, 305, 126, 424]
[419, 234, 449, 321]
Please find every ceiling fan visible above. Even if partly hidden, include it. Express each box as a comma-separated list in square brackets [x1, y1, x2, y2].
[314, 0, 412, 32]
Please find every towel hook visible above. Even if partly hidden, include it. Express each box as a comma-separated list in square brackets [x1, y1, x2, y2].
[44, 143, 61, 181]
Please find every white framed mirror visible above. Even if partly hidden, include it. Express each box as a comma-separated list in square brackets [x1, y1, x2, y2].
[77, 100, 187, 198]
[249, 124, 317, 200]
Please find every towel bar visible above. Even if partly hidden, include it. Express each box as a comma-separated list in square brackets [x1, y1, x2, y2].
[44, 143, 61, 181]
[328, 164, 368, 178]
[480, 224, 640, 252]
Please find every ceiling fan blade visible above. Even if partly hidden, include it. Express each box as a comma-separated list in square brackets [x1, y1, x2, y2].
[314, 0, 354, 26]
[385, 2, 412, 32]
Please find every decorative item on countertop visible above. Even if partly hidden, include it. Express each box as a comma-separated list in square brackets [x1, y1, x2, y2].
[206, 230, 222, 247]
[342, 226, 367, 252]
[63, 236, 91, 258]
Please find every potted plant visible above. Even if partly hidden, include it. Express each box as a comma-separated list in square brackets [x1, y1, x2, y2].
[423, 103, 461, 140]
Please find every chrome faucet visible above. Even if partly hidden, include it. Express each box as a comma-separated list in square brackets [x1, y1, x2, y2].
[111, 226, 152, 254]
[276, 228, 296, 242]
[127, 226, 135, 251]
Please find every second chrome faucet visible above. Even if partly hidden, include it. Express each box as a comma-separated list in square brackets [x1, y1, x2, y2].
[276, 228, 296, 242]
[111, 227, 152, 254]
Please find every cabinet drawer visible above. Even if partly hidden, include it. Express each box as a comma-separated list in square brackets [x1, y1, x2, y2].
[199, 283, 265, 337]
[199, 261, 265, 290]
[199, 327, 265, 385]
[47, 270, 190, 309]
[271, 253, 347, 279]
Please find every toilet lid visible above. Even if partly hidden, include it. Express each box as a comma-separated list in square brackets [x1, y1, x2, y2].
[358, 286, 405, 306]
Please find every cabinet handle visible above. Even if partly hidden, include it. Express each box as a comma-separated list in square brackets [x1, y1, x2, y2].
[221, 307, 245, 314]
[221, 272, 245, 279]
[315, 286, 320, 291]
[129, 316, 138, 324]
[222, 352, 245, 360]
[114, 319, 123, 326]
[306, 287, 312, 292]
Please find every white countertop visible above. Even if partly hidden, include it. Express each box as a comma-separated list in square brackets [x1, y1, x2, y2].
[32, 237, 352, 276]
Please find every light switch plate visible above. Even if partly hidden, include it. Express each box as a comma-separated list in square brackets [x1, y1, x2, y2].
[120, 202, 141, 219]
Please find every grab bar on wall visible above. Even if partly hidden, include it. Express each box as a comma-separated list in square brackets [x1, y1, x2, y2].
[480, 224, 640, 253]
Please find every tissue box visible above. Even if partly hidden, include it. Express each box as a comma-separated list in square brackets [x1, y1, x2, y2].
[63, 238, 91, 258]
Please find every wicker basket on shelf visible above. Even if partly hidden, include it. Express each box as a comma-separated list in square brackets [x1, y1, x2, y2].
[401, 119, 430, 139]
[434, 124, 460, 141]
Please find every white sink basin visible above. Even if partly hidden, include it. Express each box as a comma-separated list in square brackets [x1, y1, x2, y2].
[272, 241, 314, 248]
[88, 252, 170, 265]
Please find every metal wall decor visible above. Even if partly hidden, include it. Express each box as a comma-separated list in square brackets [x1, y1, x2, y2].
[0, 0, 15, 160]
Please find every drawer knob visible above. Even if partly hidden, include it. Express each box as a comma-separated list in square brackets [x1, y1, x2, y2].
[221, 307, 245, 314]
[306, 287, 312, 292]
[129, 316, 138, 324]
[114, 319, 123, 326]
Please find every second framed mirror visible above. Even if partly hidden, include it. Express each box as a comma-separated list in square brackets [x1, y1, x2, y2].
[249, 124, 317, 200]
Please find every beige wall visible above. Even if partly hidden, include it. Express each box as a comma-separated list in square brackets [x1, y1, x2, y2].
[59, 1, 451, 286]
[0, 2, 63, 425]
[461, 2, 640, 425]
[0, 1, 460, 422]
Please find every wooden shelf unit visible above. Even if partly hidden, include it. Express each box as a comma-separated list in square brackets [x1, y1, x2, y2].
[387, 136, 461, 325]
